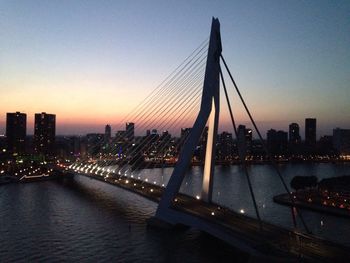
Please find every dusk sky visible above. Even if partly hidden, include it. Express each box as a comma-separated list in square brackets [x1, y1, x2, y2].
[1, 1, 349, 137]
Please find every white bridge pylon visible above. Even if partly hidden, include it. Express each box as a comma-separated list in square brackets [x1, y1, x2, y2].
[156, 17, 222, 216]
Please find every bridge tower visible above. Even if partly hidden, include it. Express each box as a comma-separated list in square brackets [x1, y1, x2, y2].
[156, 18, 222, 220]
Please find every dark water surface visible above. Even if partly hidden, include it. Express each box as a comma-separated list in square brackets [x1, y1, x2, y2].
[1, 163, 350, 262]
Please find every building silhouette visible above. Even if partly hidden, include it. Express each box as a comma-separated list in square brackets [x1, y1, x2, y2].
[6, 112, 26, 154]
[237, 125, 252, 155]
[179, 128, 191, 153]
[126, 122, 135, 142]
[34, 112, 56, 155]
[116, 130, 126, 142]
[86, 133, 104, 156]
[305, 118, 316, 146]
[267, 129, 288, 155]
[289, 123, 301, 144]
[333, 128, 350, 155]
[218, 132, 234, 160]
[180, 128, 191, 141]
[105, 124, 111, 142]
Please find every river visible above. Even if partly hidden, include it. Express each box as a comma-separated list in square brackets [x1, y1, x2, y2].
[1, 163, 350, 262]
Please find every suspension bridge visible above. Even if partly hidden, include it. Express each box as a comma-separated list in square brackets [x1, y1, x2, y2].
[56, 18, 350, 261]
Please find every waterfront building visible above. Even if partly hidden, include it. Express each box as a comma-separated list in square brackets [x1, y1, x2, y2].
[126, 122, 135, 142]
[267, 129, 288, 155]
[6, 112, 26, 154]
[305, 118, 316, 146]
[86, 133, 104, 156]
[34, 112, 56, 155]
[318, 135, 334, 155]
[161, 130, 171, 142]
[55, 136, 83, 159]
[105, 124, 111, 142]
[237, 125, 252, 155]
[180, 128, 191, 141]
[218, 132, 234, 160]
[333, 128, 350, 155]
[116, 131, 126, 142]
[289, 123, 301, 144]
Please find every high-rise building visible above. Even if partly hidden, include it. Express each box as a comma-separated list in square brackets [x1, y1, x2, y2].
[105, 124, 111, 142]
[218, 132, 233, 160]
[237, 125, 252, 154]
[0, 135, 7, 158]
[126, 122, 134, 142]
[305, 118, 316, 145]
[289, 123, 301, 144]
[116, 130, 126, 142]
[180, 128, 191, 140]
[333, 128, 350, 155]
[267, 129, 288, 155]
[34, 112, 56, 155]
[161, 130, 170, 138]
[179, 128, 191, 151]
[86, 133, 104, 156]
[6, 112, 26, 154]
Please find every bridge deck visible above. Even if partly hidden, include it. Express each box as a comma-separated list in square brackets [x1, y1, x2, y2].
[65, 170, 350, 262]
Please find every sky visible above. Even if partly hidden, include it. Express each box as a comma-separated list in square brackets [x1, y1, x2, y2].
[1, 0, 349, 138]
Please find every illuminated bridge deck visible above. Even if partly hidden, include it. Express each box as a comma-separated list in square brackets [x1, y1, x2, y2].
[64, 169, 350, 262]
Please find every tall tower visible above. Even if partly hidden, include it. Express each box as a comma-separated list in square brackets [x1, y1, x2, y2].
[157, 17, 222, 218]
[289, 123, 301, 144]
[105, 124, 111, 142]
[305, 118, 316, 145]
[333, 128, 350, 155]
[126, 122, 135, 142]
[6, 112, 26, 154]
[237, 125, 252, 156]
[34, 112, 56, 155]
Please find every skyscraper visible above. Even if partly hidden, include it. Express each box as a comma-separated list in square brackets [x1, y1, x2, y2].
[267, 129, 288, 155]
[126, 122, 134, 142]
[6, 112, 26, 154]
[305, 118, 316, 145]
[333, 128, 350, 155]
[237, 125, 252, 154]
[86, 133, 104, 156]
[289, 123, 301, 144]
[218, 132, 233, 160]
[105, 124, 111, 142]
[34, 112, 56, 155]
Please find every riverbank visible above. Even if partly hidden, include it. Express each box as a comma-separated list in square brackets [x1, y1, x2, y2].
[0, 170, 73, 185]
[102, 158, 350, 170]
[273, 192, 350, 218]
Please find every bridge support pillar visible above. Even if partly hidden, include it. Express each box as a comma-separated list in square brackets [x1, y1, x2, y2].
[156, 17, 222, 219]
[201, 97, 219, 202]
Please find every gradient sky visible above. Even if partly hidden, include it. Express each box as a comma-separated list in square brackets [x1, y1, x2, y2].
[1, 0, 349, 137]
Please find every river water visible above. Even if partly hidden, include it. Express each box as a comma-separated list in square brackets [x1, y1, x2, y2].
[1, 163, 350, 262]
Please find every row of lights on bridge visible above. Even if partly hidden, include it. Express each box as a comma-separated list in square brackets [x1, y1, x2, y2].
[66, 162, 247, 217]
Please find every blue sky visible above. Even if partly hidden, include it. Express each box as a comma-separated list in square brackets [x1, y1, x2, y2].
[1, 0, 349, 137]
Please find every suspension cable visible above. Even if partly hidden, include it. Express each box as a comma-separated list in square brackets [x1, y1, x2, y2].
[219, 65, 263, 230]
[96, 65, 205, 176]
[83, 46, 208, 158]
[120, 38, 209, 124]
[220, 54, 311, 234]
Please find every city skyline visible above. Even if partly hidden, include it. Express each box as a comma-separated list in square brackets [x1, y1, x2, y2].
[1, 110, 344, 141]
[1, 1, 349, 136]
